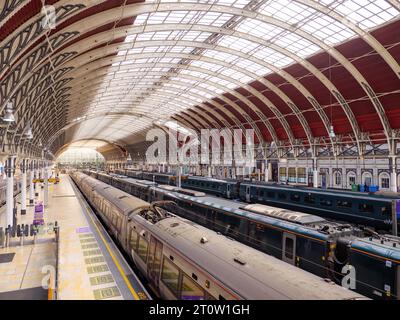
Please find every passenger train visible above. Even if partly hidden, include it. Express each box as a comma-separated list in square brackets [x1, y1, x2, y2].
[114, 169, 400, 234]
[71, 171, 365, 300]
[90, 169, 400, 300]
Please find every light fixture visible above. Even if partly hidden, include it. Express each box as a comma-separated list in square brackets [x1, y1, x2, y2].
[329, 125, 336, 138]
[2, 102, 15, 122]
[24, 121, 33, 139]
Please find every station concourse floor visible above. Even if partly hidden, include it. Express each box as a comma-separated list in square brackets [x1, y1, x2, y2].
[0, 174, 151, 300]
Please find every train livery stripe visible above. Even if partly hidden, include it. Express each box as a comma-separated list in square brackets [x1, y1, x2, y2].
[351, 247, 400, 264]
[84, 205, 141, 300]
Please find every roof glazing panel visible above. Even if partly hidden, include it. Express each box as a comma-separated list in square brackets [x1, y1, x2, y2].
[68, 0, 399, 144]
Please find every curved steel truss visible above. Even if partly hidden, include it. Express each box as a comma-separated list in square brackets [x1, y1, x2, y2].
[0, 0, 399, 160]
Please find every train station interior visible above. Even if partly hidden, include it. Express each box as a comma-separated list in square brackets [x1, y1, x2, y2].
[0, 0, 399, 302]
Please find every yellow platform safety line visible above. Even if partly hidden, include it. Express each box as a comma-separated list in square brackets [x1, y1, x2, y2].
[48, 287, 54, 300]
[84, 206, 140, 300]
[48, 272, 55, 300]
[32, 178, 60, 183]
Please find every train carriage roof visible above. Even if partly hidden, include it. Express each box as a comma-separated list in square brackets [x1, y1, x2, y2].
[187, 176, 228, 183]
[239, 181, 399, 202]
[141, 216, 365, 300]
[351, 238, 400, 262]
[80, 173, 148, 215]
[151, 185, 334, 240]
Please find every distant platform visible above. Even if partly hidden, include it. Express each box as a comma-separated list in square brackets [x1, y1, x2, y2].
[0, 175, 151, 300]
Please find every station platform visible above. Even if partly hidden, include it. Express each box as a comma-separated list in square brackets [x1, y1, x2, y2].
[0, 174, 151, 300]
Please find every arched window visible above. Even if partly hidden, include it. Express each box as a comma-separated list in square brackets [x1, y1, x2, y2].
[347, 171, 356, 189]
[334, 171, 342, 187]
[362, 172, 372, 186]
[379, 173, 390, 190]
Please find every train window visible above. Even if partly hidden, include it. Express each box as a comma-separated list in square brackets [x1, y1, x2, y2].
[180, 274, 205, 300]
[161, 257, 180, 296]
[359, 204, 374, 213]
[267, 192, 274, 198]
[337, 200, 352, 208]
[130, 229, 138, 251]
[285, 237, 294, 260]
[304, 194, 315, 204]
[290, 194, 300, 202]
[278, 193, 286, 200]
[320, 198, 332, 206]
[138, 236, 149, 263]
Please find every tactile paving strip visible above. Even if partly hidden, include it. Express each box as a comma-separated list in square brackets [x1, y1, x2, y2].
[83, 249, 102, 257]
[82, 243, 100, 250]
[79, 234, 95, 238]
[78, 232, 120, 300]
[80, 238, 97, 244]
[85, 256, 105, 265]
[93, 286, 121, 300]
[90, 274, 115, 286]
[87, 264, 109, 274]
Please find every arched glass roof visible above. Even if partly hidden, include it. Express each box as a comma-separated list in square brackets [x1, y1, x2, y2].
[69, 0, 399, 145]
[0, 0, 399, 157]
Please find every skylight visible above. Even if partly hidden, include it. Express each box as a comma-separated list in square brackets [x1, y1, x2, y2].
[69, 0, 399, 144]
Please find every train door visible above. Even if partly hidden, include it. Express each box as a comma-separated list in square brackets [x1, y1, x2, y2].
[227, 184, 231, 198]
[147, 236, 163, 288]
[282, 232, 296, 265]
[245, 186, 251, 202]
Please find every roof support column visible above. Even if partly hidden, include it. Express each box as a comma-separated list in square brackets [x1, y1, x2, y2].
[5, 155, 16, 229]
[389, 138, 398, 192]
[390, 157, 398, 193]
[264, 160, 269, 182]
[20, 159, 27, 215]
[29, 159, 35, 205]
[44, 160, 49, 207]
[313, 157, 318, 188]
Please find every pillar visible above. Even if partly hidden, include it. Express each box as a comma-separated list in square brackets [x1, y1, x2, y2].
[41, 160, 45, 180]
[313, 158, 318, 188]
[20, 159, 27, 215]
[207, 165, 212, 177]
[264, 160, 269, 182]
[44, 161, 49, 207]
[177, 165, 182, 188]
[390, 157, 397, 192]
[29, 159, 34, 205]
[5, 156, 16, 228]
